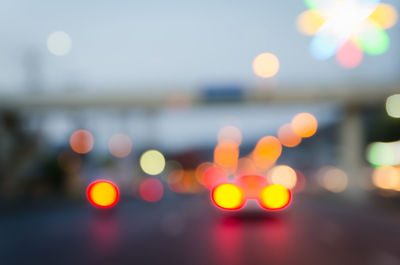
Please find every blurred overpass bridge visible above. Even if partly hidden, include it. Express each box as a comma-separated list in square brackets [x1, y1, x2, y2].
[0, 83, 399, 200]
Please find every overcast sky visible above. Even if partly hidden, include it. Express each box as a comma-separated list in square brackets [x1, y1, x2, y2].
[0, 0, 399, 93]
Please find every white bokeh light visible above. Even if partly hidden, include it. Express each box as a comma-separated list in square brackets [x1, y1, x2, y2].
[46, 31, 72, 56]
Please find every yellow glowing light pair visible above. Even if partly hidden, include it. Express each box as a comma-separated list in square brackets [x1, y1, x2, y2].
[211, 183, 291, 211]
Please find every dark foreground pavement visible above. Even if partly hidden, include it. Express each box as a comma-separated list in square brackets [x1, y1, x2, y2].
[1, 194, 399, 265]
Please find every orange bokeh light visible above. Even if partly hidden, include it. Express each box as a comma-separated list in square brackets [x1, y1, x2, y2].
[139, 178, 164, 202]
[254, 136, 282, 161]
[277, 123, 302, 148]
[167, 169, 203, 194]
[372, 166, 400, 191]
[252, 152, 277, 170]
[252, 53, 280, 78]
[182, 170, 203, 193]
[87, 180, 119, 208]
[291, 112, 318, 138]
[214, 141, 239, 169]
[70, 129, 94, 154]
[237, 174, 267, 198]
[108, 133, 132, 158]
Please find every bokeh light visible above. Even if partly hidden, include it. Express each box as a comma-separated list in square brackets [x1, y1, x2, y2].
[165, 160, 183, 173]
[254, 136, 282, 161]
[372, 166, 400, 191]
[69, 129, 94, 154]
[167, 169, 202, 194]
[252, 53, 280, 78]
[298, 0, 397, 67]
[166, 169, 184, 193]
[304, 0, 325, 10]
[293, 170, 307, 193]
[214, 141, 239, 169]
[195, 162, 214, 185]
[309, 34, 339, 60]
[358, 21, 390, 56]
[183, 170, 203, 193]
[237, 174, 267, 198]
[139, 178, 164, 202]
[367, 141, 397, 166]
[235, 157, 258, 177]
[163, 160, 184, 185]
[217, 126, 242, 146]
[108, 133, 132, 158]
[369, 3, 398, 29]
[140, 150, 166, 175]
[335, 40, 363, 68]
[212, 184, 244, 210]
[277, 123, 302, 148]
[291, 112, 318, 138]
[251, 136, 282, 171]
[251, 152, 276, 170]
[268, 165, 297, 190]
[297, 10, 325, 35]
[203, 166, 228, 190]
[317, 166, 348, 193]
[259, 184, 291, 210]
[87, 180, 119, 208]
[47, 31, 72, 56]
[386, 94, 400, 118]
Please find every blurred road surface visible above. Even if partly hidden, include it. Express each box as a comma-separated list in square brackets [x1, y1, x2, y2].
[1, 195, 399, 265]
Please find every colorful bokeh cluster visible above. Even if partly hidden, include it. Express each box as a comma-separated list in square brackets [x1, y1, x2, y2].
[206, 113, 319, 210]
[297, 0, 397, 68]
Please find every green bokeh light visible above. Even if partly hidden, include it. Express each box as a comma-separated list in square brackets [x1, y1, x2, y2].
[304, 0, 317, 10]
[367, 142, 395, 167]
[358, 24, 390, 55]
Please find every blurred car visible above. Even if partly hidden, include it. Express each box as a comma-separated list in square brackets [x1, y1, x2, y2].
[211, 174, 292, 211]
